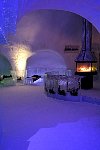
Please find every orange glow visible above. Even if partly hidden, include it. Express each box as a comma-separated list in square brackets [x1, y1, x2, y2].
[77, 66, 97, 72]
[78, 66, 91, 72]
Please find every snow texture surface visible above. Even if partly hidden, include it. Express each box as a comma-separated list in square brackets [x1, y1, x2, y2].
[0, 84, 100, 150]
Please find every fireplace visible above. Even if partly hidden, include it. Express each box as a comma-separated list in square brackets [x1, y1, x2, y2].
[75, 61, 97, 76]
[75, 60, 97, 89]
[75, 19, 97, 89]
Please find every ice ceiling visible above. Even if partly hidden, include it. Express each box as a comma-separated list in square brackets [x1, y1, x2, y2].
[0, 0, 100, 44]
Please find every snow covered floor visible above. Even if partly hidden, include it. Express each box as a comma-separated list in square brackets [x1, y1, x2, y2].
[0, 84, 100, 150]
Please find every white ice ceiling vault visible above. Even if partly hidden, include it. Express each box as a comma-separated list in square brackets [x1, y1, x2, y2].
[18, 0, 100, 32]
[0, 0, 100, 45]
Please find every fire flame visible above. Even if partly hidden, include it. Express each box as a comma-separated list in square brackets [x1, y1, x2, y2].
[78, 66, 96, 72]
[78, 66, 91, 72]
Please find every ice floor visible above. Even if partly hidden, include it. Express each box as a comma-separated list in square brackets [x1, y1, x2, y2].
[0, 84, 100, 150]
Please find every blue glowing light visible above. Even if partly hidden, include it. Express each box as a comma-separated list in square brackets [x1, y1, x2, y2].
[2, 0, 18, 34]
[0, 27, 7, 44]
[0, 0, 18, 44]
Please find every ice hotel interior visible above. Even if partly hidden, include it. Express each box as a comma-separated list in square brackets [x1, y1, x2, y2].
[0, 0, 100, 150]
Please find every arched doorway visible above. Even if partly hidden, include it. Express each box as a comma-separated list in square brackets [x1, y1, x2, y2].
[16, 9, 100, 75]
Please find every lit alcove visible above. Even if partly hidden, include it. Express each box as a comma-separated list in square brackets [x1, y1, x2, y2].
[26, 49, 66, 77]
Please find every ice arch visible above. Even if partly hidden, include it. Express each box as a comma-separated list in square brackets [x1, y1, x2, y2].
[0, 54, 12, 75]
[18, 0, 100, 32]
[26, 49, 66, 76]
